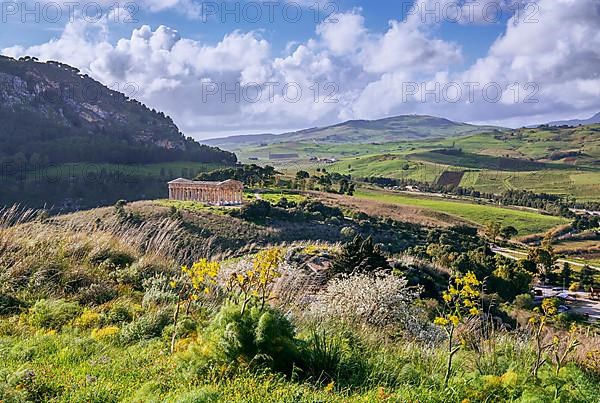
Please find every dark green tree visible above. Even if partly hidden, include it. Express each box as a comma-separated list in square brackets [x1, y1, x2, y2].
[330, 235, 391, 276]
[561, 262, 572, 287]
[580, 265, 595, 291]
[500, 225, 519, 239]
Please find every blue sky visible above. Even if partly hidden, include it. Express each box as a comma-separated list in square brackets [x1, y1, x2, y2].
[2, 0, 599, 138]
[1, 1, 507, 63]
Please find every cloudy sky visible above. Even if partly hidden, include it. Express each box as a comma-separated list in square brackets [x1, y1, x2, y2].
[2, 0, 600, 139]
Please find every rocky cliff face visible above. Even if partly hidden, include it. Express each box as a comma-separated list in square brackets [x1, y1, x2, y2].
[0, 56, 236, 165]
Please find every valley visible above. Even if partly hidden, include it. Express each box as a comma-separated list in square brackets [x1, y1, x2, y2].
[1, 57, 600, 402]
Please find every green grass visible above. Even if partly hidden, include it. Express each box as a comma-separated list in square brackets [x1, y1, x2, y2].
[257, 191, 306, 205]
[407, 150, 575, 172]
[157, 199, 233, 215]
[355, 188, 569, 235]
[0, 331, 353, 402]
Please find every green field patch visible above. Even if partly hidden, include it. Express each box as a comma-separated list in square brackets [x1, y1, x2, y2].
[355, 189, 568, 235]
[257, 191, 306, 204]
[408, 149, 569, 172]
[157, 199, 232, 215]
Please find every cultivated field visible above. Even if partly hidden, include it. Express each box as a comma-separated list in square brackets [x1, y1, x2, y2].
[353, 188, 569, 236]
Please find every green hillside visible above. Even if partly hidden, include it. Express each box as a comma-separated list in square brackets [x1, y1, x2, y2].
[0, 56, 237, 211]
[206, 115, 502, 152]
[321, 125, 600, 200]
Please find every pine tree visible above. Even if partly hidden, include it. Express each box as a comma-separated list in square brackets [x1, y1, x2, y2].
[330, 235, 391, 276]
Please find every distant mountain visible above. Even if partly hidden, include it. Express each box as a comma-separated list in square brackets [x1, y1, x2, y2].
[205, 115, 504, 149]
[546, 112, 600, 127]
[0, 55, 236, 167]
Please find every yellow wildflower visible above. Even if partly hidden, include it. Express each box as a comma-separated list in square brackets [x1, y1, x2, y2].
[434, 317, 449, 326]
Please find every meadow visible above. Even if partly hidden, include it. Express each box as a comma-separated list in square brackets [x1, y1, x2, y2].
[354, 188, 569, 236]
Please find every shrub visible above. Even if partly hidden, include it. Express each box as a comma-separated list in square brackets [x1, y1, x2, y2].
[112, 260, 167, 291]
[569, 282, 581, 292]
[104, 302, 136, 325]
[74, 309, 101, 329]
[238, 200, 272, 221]
[0, 294, 23, 316]
[207, 303, 299, 375]
[330, 235, 391, 276]
[88, 248, 135, 269]
[580, 349, 600, 379]
[91, 326, 120, 342]
[142, 275, 178, 308]
[76, 283, 118, 306]
[310, 271, 423, 332]
[514, 294, 534, 310]
[119, 309, 172, 344]
[26, 299, 81, 330]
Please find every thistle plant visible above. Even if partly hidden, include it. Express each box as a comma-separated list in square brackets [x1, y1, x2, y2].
[434, 271, 481, 387]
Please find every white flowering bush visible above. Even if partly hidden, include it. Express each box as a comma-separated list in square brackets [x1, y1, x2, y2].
[310, 271, 426, 331]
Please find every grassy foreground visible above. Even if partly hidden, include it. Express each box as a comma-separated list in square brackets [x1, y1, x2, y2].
[1, 200, 599, 402]
[1, 325, 598, 402]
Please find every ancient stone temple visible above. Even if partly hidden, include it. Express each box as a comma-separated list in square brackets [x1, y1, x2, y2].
[168, 178, 244, 206]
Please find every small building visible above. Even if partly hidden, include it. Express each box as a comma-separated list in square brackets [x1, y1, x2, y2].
[269, 153, 299, 160]
[168, 178, 244, 206]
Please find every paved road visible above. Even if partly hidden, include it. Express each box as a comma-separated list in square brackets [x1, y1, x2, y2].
[535, 285, 600, 323]
[492, 246, 600, 271]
